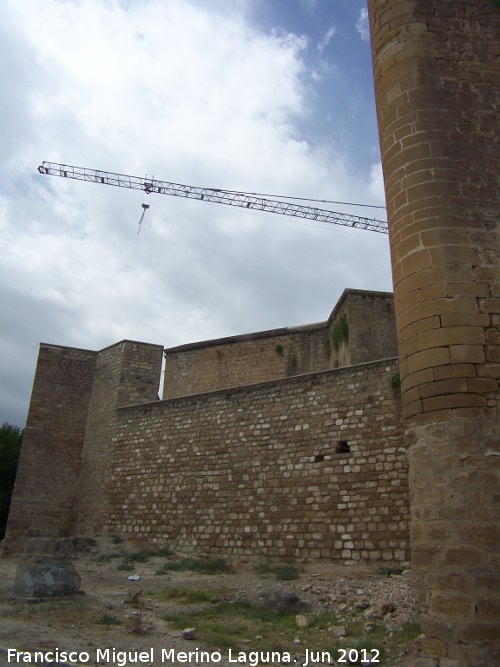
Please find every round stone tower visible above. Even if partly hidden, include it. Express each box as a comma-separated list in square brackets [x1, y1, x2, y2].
[367, 1, 499, 665]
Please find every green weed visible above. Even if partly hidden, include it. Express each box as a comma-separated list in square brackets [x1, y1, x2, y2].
[96, 613, 121, 625]
[331, 315, 349, 352]
[273, 565, 301, 581]
[155, 587, 217, 605]
[162, 602, 342, 653]
[82, 537, 98, 547]
[153, 546, 175, 558]
[158, 593, 418, 662]
[394, 621, 421, 643]
[374, 566, 404, 576]
[93, 552, 121, 563]
[117, 562, 135, 572]
[126, 550, 151, 563]
[161, 557, 232, 575]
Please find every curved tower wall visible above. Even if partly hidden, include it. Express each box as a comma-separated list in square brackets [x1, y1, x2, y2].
[368, 1, 500, 665]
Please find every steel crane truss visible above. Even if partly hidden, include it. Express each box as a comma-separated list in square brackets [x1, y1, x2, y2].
[37, 162, 388, 234]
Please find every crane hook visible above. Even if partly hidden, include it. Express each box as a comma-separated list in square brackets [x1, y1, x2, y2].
[137, 203, 150, 235]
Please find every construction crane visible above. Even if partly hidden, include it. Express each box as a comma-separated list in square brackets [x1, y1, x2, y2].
[37, 161, 388, 234]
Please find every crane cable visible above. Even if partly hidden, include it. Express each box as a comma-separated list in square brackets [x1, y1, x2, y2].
[212, 188, 386, 210]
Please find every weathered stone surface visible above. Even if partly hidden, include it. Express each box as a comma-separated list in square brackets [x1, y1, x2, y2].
[368, 0, 500, 663]
[4, 291, 410, 566]
[163, 290, 397, 399]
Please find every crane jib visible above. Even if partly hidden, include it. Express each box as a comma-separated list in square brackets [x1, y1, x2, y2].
[37, 162, 389, 234]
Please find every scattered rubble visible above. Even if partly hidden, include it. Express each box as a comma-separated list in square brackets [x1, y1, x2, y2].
[0, 543, 418, 667]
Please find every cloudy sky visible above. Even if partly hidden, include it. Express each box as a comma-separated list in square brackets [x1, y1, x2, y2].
[0, 0, 391, 428]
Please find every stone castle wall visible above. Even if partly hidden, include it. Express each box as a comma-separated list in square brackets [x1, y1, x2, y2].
[4, 291, 409, 565]
[73, 341, 164, 535]
[5, 344, 97, 545]
[163, 289, 397, 399]
[99, 358, 407, 563]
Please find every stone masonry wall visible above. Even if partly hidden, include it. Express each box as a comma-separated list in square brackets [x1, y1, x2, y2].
[163, 290, 398, 399]
[107, 358, 409, 564]
[3, 344, 97, 551]
[4, 293, 406, 565]
[163, 326, 330, 400]
[74, 341, 164, 535]
[347, 292, 398, 365]
[368, 1, 500, 664]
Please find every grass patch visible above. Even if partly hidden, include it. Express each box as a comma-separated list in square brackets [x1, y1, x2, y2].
[117, 562, 135, 572]
[155, 587, 216, 605]
[123, 547, 174, 564]
[92, 545, 174, 569]
[374, 566, 404, 576]
[96, 613, 121, 625]
[153, 546, 175, 558]
[159, 599, 415, 661]
[82, 537, 98, 547]
[162, 601, 294, 650]
[393, 621, 421, 643]
[254, 557, 273, 575]
[273, 565, 301, 581]
[162, 602, 357, 654]
[93, 552, 121, 563]
[124, 590, 143, 608]
[160, 557, 233, 575]
[126, 550, 151, 563]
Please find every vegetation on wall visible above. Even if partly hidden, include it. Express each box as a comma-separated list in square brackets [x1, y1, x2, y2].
[390, 373, 401, 396]
[0, 422, 23, 539]
[275, 343, 284, 356]
[325, 336, 331, 356]
[331, 315, 349, 352]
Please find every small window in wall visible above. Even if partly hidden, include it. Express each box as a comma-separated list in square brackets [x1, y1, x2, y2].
[314, 454, 325, 463]
[336, 440, 350, 454]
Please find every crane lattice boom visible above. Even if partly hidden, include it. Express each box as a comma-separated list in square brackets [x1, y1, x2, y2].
[37, 161, 388, 234]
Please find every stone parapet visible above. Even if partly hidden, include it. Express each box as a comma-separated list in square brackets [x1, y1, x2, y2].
[163, 289, 397, 398]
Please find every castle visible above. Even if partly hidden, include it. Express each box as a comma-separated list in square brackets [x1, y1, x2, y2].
[5, 2, 500, 663]
[5, 289, 410, 565]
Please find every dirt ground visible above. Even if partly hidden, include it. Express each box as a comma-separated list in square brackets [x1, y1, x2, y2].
[0, 538, 422, 666]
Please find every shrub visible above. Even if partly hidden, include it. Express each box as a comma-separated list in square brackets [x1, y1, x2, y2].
[273, 565, 301, 581]
[375, 566, 404, 577]
[96, 613, 120, 625]
[117, 562, 135, 572]
[162, 557, 232, 575]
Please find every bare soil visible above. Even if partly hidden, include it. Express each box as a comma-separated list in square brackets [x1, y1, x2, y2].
[0, 538, 422, 666]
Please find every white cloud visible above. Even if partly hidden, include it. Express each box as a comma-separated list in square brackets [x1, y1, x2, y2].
[0, 0, 390, 427]
[298, 0, 320, 17]
[318, 25, 336, 52]
[368, 162, 386, 203]
[356, 8, 370, 42]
